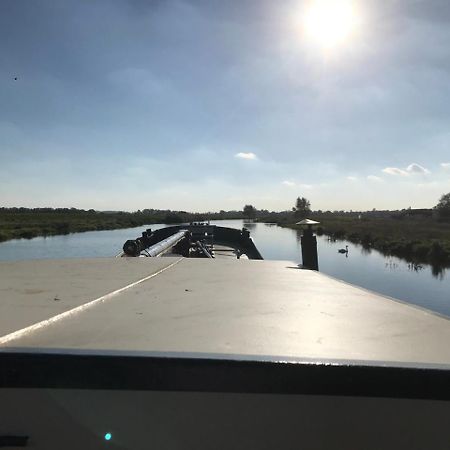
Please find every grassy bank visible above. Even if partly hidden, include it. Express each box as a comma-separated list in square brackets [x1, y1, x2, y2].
[282, 215, 450, 267]
[0, 208, 243, 243]
[3, 208, 450, 268]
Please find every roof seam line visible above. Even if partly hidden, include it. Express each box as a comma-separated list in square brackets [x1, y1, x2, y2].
[0, 257, 184, 346]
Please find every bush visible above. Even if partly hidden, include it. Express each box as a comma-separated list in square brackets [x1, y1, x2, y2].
[412, 242, 429, 259]
[333, 229, 346, 239]
[164, 213, 183, 224]
[18, 230, 37, 239]
[428, 241, 449, 263]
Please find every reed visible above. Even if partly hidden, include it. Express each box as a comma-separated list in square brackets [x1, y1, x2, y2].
[282, 215, 450, 267]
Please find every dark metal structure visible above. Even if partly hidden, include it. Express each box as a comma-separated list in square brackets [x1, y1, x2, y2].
[122, 223, 263, 260]
[297, 219, 320, 271]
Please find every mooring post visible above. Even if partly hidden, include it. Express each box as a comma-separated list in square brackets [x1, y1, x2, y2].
[297, 219, 320, 271]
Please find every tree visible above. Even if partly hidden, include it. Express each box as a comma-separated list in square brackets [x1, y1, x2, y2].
[435, 192, 450, 219]
[243, 204, 257, 219]
[293, 197, 311, 219]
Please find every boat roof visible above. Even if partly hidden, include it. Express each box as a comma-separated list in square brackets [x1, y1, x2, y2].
[1, 257, 449, 367]
[295, 218, 320, 225]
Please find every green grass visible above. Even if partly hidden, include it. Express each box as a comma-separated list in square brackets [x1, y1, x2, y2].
[0, 208, 244, 243]
[282, 215, 450, 267]
[3, 208, 450, 268]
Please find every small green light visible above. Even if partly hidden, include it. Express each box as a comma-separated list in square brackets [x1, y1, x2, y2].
[104, 433, 112, 441]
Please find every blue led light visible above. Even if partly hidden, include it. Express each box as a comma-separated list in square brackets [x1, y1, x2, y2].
[104, 433, 112, 441]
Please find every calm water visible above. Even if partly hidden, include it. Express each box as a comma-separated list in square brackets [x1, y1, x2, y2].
[0, 219, 449, 316]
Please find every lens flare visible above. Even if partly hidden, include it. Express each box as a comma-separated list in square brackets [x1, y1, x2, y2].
[303, 0, 359, 50]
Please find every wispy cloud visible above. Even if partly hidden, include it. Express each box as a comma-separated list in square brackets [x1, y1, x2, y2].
[406, 163, 430, 175]
[281, 180, 313, 190]
[235, 152, 257, 160]
[2, 1, 450, 211]
[382, 167, 408, 176]
[382, 163, 430, 176]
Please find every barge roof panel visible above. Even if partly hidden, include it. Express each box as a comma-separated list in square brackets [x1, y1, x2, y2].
[1, 257, 449, 366]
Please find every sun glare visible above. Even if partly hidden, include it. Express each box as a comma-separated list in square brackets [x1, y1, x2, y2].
[303, 0, 359, 50]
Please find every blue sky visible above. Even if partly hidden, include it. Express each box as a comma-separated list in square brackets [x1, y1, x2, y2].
[1, 0, 450, 211]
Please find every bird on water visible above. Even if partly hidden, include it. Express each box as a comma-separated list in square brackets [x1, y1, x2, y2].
[338, 245, 349, 254]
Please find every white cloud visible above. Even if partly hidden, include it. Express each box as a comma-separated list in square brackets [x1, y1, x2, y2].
[346, 176, 357, 181]
[440, 162, 450, 170]
[382, 163, 430, 176]
[235, 152, 257, 160]
[281, 181, 313, 189]
[406, 163, 430, 174]
[382, 167, 408, 176]
[367, 175, 383, 182]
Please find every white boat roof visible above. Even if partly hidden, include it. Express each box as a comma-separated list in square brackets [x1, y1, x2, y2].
[1, 257, 449, 366]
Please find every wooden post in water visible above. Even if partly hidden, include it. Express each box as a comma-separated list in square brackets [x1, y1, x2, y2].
[297, 219, 320, 271]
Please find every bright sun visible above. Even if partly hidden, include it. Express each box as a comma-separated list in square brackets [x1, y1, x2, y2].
[303, 0, 359, 50]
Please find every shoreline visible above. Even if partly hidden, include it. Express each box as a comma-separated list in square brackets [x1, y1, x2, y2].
[279, 217, 450, 270]
[0, 209, 245, 244]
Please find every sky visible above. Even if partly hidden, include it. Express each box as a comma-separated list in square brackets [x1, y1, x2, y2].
[1, 0, 450, 212]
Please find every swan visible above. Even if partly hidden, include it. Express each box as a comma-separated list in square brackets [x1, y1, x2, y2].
[338, 245, 348, 254]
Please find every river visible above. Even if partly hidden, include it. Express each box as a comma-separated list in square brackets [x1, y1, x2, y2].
[0, 219, 449, 317]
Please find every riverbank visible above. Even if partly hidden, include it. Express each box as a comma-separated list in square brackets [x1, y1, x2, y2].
[3, 208, 450, 269]
[1, 219, 449, 316]
[281, 216, 450, 268]
[0, 208, 244, 243]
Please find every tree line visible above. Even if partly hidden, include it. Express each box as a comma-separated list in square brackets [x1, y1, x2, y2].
[1, 191, 449, 244]
[243, 192, 450, 222]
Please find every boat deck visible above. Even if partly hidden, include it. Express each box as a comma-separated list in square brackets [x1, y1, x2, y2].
[1, 257, 450, 450]
[1, 257, 449, 366]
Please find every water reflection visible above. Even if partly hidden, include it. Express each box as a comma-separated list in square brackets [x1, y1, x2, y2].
[243, 222, 256, 230]
[407, 262, 423, 272]
[360, 246, 372, 256]
[322, 237, 448, 281]
[431, 264, 446, 280]
[385, 260, 399, 270]
[0, 219, 449, 316]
